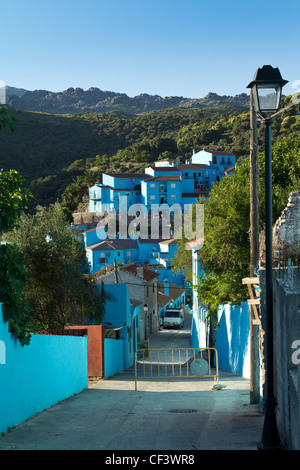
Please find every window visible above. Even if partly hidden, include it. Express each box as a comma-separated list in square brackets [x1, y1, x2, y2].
[171, 183, 176, 188]
[100, 252, 105, 263]
[150, 183, 155, 188]
[171, 195, 176, 200]
[127, 250, 132, 257]
[150, 195, 155, 200]
[227, 157, 231, 164]
[212, 156, 217, 164]
[185, 172, 188, 178]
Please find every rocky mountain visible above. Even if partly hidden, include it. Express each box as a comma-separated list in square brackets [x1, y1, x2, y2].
[5, 86, 250, 114]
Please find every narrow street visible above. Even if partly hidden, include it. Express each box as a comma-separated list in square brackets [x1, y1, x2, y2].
[0, 313, 264, 451]
[149, 311, 193, 350]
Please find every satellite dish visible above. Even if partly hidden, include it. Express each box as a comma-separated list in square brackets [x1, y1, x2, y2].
[190, 358, 209, 376]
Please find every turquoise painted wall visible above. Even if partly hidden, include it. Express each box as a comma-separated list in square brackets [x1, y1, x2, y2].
[190, 314, 207, 350]
[0, 303, 88, 434]
[100, 283, 135, 370]
[214, 301, 250, 378]
[104, 338, 124, 378]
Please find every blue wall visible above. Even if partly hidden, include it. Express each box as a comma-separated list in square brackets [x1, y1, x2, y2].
[84, 226, 107, 247]
[104, 338, 124, 378]
[214, 301, 250, 378]
[100, 283, 138, 370]
[0, 303, 88, 434]
[190, 314, 207, 350]
[90, 246, 139, 273]
[137, 240, 160, 263]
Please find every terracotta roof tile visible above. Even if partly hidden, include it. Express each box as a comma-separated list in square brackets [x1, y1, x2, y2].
[120, 263, 159, 281]
[86, 239, 138, 251]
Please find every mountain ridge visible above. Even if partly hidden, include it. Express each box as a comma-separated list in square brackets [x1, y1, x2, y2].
[5, 86, 250, 114]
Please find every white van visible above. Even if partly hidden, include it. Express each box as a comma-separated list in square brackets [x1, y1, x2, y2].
[163, 308, 184, 329]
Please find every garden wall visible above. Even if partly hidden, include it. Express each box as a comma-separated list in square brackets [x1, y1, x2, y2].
[215, 301, 250, 378]
[0, 303, 88, 434]
[104, 338, 124, 379]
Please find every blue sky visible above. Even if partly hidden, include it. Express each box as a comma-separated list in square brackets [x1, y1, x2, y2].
[2, 0, 300, 99]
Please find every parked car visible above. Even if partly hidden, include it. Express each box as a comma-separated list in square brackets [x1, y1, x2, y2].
[163, 308, 184, 329]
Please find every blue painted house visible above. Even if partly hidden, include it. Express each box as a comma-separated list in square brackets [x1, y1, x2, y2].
[89, 149, 236, 215]
[82, 224, 107, 247]
[141, 175, 182, 208]
[89, 173, 145, 213]
[137, 238, 161, 264]
[136, 237, 186, 286]
[191, 148, 236, 173]
[98, 283, 140, 374]
[86, 239, 139, 273]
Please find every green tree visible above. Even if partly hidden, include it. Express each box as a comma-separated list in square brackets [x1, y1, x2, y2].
[0, 169, 34, 345]
[198, 158, 251, 303]
[170, 237, 193, 283]
[3, 203, 107, 329]
[172, 135, 300, 308]
[0, 107, 17, 131]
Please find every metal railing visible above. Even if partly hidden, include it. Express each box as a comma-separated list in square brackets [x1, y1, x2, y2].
[134, 347, 219, 391]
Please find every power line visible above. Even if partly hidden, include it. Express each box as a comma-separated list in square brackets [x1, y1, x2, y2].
[96, 278, 191, 291]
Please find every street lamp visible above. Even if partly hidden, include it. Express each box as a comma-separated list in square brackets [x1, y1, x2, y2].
[247, 65, 288, 450]
[247, 65, 288, 119]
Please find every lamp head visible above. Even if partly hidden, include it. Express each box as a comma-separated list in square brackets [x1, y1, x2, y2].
[247, 65, 288, 118]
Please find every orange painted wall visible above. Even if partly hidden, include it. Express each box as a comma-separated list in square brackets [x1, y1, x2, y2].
[66, 325, 104, 377]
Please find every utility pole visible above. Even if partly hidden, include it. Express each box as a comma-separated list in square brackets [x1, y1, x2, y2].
[114, 259, 118, 284]
[249, 89, 260, 404]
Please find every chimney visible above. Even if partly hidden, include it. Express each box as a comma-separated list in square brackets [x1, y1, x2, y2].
[163, 279, 169, 296]
[136, 267, 144, 279]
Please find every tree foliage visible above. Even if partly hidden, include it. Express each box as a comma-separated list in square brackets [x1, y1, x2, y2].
[3, 203, 108, 330]
[2, 98, 299, 215]
[0, 107, 17, 132]
[172, 133, 300, 308]
[197, 159, 251, 305]
[0, 169, 34, 345]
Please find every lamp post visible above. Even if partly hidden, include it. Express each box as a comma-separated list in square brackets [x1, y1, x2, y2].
[247, 65, 288, 450]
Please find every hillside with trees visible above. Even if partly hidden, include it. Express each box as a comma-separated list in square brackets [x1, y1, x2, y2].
[1, 94, 300, 315]
[1, 95, 299, 217]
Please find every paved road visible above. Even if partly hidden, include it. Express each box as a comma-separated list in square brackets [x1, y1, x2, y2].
[0, 314, 264, 451]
